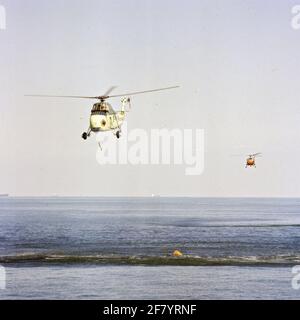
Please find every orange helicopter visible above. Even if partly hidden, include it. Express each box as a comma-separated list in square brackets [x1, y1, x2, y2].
[245, 153, 262, 168]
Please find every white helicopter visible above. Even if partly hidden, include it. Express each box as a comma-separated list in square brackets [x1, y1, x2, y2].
[26, 86, 179, 140]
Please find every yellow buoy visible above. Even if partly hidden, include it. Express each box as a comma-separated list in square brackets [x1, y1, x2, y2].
[172, 250, 183, 257]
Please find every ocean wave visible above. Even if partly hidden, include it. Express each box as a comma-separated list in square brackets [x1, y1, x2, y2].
[1, 253, 300, 266]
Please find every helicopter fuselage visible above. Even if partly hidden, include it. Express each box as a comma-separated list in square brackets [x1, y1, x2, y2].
[246, 157, 255, 167]
[89, 102, 125, 132]
[90, 111, 125, 132]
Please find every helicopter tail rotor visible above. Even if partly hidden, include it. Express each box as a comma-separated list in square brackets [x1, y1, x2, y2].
[121, 97, 131, 112]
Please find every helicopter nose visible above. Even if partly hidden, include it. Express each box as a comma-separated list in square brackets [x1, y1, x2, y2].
[90, 114, 107, 130]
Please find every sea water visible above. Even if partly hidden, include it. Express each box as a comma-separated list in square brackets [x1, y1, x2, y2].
[0, 197, 300, 299]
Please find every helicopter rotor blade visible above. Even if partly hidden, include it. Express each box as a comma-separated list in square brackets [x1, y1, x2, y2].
[107, 86, 180, 98]
[247, 153, 262, 158]
[102, 86, 117, 97]
[25, 85, 179, 101]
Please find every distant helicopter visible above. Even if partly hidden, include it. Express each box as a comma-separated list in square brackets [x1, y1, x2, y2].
[245, 153, 262, 168]
[26, 86, 179, 140]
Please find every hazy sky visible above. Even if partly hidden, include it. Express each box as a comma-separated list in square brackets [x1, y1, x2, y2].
[1, 0, 300, 196]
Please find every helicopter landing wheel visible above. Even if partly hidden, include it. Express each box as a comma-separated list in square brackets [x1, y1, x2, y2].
[82, 132, 88, 140]
[116, 130, 121, 139]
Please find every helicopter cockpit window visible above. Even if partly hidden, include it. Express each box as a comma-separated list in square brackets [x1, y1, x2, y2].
[92, 104, 101, 112]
